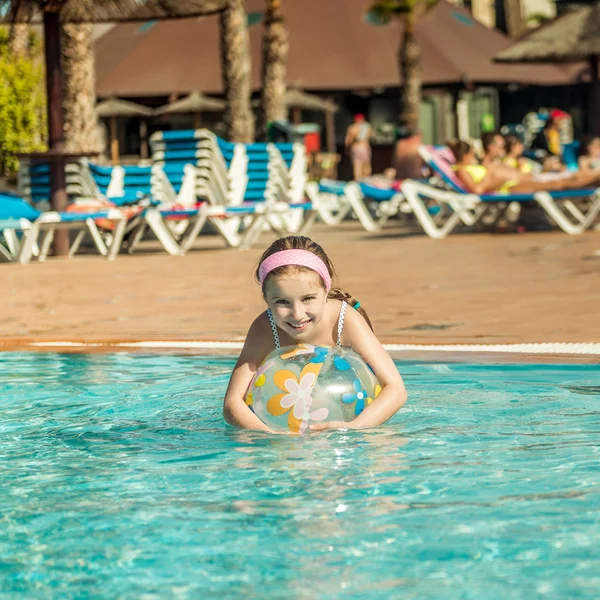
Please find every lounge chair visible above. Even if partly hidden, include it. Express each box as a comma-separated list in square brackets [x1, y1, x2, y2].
[399, 146, 600, 238]
[0, 192, 126, 263]
[305, 179, 411, 231]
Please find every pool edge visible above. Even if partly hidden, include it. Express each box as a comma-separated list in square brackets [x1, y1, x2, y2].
[1, 339, 599, 363]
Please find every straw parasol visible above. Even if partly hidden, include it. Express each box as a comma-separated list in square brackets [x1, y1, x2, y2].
[252, 88, 339, 150]
[495, 2, 600, 134]
[284, 88, 338, 113]
[96, 96, 154, 163]
[154, 91, 225, 129]
[284, 89, 338, 153]
[0, 0, 227, 256]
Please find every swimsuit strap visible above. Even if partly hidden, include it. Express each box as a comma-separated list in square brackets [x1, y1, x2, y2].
[268, 301, 346, 349]
[337, 301, 347, 346]
[266, 309, 280, 349]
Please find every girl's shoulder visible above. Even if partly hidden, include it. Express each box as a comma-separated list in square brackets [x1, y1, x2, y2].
[246, 312, 276, 352]
[248, 311, 273, 336]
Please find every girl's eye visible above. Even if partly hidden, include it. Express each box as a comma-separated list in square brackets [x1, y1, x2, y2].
[303, 297, 316, 302]
[275, 299, 289, 305]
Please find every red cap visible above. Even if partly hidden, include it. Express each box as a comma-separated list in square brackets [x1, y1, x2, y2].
[550, 109, 568, 120]
[354, 114, 365, 122]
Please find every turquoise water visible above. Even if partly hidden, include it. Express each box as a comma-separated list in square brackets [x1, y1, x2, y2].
[1, 353, 599, 599]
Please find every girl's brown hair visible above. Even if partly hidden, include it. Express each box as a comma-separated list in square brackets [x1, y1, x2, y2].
[447, 139, 473, 163]
[504, 134, 523, 155]
[256, 235, 373, 330]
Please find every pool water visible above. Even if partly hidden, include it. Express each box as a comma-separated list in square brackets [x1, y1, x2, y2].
[1, 353, 599, 599]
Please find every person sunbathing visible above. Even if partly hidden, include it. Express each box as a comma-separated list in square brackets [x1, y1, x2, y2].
[503, 134, 537, 174]
[449, 140, 600, 195]
[578, 135, 600, 171]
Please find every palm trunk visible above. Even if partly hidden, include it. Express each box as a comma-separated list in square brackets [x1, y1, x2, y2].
[9, 24, 29, 56]
[259, 0, 288, 140]
[61, 23, 102, 153]
[220, 0, 254, 143]
[503, 0, 524, 38]
[398, 11, 421, 135]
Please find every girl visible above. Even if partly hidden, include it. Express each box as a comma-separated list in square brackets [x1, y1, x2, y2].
[223, 236, 407, 433]
[503, 134, 536, 174]
[578, 136, 600, 171]
[450, 140, 600, 195]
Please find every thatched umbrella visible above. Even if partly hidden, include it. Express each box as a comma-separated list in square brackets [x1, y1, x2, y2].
[0, 0, 226, 256]
[96, 96, 154, 163]
[495, 3, 600, 134]
[284, 88, 338, 153]
[154, 91, 225, 129]
[253, 88, 339, 151]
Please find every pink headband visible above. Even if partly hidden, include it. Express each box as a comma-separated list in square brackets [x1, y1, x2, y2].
[258, 249, 332, 292]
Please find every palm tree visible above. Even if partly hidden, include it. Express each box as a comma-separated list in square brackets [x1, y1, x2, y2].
[503, 0, 525, 38]
[9, 23, 29, 56]
[259, 0, 288, 140]
[220, 0, 254, 142]
[61, 23, 102, 153]
[367, 0, 437, 135]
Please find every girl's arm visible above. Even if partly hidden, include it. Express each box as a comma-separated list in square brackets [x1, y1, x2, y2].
[311, 308, 407, 431]
[579, 156, 591, 171]
[223, 315, 274, 432]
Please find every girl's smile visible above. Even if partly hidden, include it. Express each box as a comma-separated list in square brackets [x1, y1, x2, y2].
[264, 272, 327, 339]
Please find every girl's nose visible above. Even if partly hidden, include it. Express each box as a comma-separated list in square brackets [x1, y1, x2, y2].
[291, 304, 304, 320]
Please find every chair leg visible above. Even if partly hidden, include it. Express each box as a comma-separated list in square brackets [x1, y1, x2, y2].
[305, 183, 350, 226]
[69, 229, 86, 258]
[535, 192, 600, 234]
[298, 209, 318, 235]
[19, 223, 41, 264]
[39, 229, 55, 262]
[179, 212, 208, 254]
[127, 222, 147, 254]
[144, 209, 182, 256]
[108, 218, 127, 260]
[401, 182, 463, 239]
[0, 241, 12, 261]
[344, 183, 381, 232]
[87, 219, 108, 256]
[238, 214, 268, 250]
[3, 229, 19, 256]
[209, 218, 242, 248]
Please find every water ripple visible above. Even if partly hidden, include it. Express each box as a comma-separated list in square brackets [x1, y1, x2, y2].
[0, 353, 599, 599]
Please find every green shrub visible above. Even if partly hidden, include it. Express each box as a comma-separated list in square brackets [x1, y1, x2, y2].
[0, 28, 46, 177]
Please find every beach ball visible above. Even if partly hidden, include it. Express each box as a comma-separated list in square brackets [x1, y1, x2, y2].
[245, 344, 382, 434]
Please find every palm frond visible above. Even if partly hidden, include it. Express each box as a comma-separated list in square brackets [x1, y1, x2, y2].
[365, 0, 438, 25]
[0, 0, 228, 24]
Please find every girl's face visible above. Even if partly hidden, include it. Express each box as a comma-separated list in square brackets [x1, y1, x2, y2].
[264, 271, 327, 340]
[461, 149, 477, 164]
[588, 138, 600, 157]
[510, 141, 524, 157]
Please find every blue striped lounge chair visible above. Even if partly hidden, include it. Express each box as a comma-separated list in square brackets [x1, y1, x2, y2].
[398, 146, 600, 238]
[0, 192, 126, 263]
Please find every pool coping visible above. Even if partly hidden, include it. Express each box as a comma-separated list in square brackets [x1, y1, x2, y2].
[1, 338, 599, 363]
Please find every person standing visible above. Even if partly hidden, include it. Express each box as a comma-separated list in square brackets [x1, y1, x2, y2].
[345, 114, 373, 180]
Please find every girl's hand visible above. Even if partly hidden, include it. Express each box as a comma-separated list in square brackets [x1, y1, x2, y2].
[310, 421, 354, 432]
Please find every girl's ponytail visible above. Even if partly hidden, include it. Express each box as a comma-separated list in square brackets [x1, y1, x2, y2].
[328, 287, 373, 331]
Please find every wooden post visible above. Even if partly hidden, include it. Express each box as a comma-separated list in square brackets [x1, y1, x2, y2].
[110, 115, 119, 164]
[139, 120, 149, 160]
[292, 107, 302, 125]
[450, 86, 460, 139]
[43, 9, 69, 257]
[325, 98, 336, 153]
[590, 56, 600, 135]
